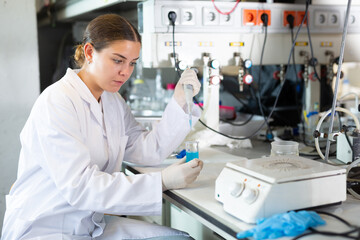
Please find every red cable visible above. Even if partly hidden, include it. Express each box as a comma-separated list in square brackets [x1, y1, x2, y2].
[212, 0, 241, 15]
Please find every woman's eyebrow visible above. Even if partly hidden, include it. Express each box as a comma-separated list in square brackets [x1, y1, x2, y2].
[112, 53, 139, 61]
[112, 53, 127, 59]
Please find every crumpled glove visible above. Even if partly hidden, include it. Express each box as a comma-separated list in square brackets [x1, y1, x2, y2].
[236, 210, 326, 240]
[174, 69, 201, 108]
[161, 158, 203, 191]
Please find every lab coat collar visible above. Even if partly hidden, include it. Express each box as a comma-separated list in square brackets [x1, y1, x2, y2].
[65, 68, 103, 126]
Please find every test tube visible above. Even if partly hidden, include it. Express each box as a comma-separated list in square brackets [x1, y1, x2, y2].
[185, 141, 199, 162]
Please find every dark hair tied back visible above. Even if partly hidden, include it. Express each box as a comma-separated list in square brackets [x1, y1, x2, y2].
[74, 14, 141, 67]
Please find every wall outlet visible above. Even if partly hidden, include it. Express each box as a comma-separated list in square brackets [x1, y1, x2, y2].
[203, 7, 219, 25]
[328, 11, 340, 27]
[181, 8, 196, 25]
[314, 11, 328, 27]
[219, 13, 234, 25]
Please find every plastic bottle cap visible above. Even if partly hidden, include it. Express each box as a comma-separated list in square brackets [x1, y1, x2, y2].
[167, 83, 176, 90]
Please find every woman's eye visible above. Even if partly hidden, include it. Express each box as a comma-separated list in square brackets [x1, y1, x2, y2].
[113, 59, 123, 64]
[130, 62, 137, 66]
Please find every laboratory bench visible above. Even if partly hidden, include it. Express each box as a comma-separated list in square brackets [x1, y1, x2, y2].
[124, 139, 360, 240]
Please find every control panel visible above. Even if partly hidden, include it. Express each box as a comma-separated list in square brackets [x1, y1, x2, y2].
[139, 0, 360, 34]
[138, 0, 360, 68]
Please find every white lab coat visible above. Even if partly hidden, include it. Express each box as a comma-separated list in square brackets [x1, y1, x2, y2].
[2, 68, 200, 240]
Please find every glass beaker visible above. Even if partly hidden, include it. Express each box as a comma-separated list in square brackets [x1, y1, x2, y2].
[185, 141, 199, 162]
[270, 141, 299, 156]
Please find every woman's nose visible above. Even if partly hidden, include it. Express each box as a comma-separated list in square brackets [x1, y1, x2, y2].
[119, 65, 133, 77]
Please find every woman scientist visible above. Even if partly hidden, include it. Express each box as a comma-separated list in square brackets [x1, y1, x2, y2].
[2, 14, 203, 240]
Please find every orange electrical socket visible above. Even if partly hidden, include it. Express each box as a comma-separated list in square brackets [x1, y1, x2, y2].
[257, 10, 271, 26]
[243, 9, 257, 26]
[296, 11, 307, 26]
[283, 11, 296, 27]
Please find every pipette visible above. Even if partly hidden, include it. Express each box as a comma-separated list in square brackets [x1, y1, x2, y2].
[183, 84, 193, 129]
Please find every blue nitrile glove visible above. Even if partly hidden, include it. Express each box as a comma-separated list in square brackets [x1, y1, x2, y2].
[236, 210, 326, 240]
[176, 149, 186, 159]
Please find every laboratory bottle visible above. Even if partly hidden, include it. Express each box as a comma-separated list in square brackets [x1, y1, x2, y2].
[154, 69, 165, 110]
[128, 78, 152, 111]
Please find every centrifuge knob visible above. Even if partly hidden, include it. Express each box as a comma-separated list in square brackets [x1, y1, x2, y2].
[229, 182, 244, 198]
[243, 187, 258, 204]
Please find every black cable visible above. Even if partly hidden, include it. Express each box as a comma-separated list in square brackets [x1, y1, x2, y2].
[305, 0, 321, 82]
[168, 11, 181, 78]
[316, 211, 354, 227]
[339, 115, 354, 161]
[292, 211, 360, 240]
[221, 78, 249, 106]
[198, 119, 261, 140]
[172, 25, 181, 78]
[193, 97, 261, 140]
[293, 229, 360, 240]
[256, 13, 273, 139]
[220, 114, 254, 126]
[288, 13, 308, 145]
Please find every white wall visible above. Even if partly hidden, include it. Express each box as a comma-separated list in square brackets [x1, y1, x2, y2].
[0, 0, 40, 233]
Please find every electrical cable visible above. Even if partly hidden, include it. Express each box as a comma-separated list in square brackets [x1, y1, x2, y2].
[221, 78, 250, 106]
[255, 13, 273, 139]
[292, 211, 360, 240]
[220, 114, 254, 126]
[168, 11, 181, 78]
[212, 0, 241, 15]
[338, 115, 354, 161]
[220, 78, 257, 126]
[288, 13, 309, 145]
[304, 0, 321, 82]
[324, 0, 352, 162]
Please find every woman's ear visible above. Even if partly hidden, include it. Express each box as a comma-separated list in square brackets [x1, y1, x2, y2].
[83, 42, 94, 64]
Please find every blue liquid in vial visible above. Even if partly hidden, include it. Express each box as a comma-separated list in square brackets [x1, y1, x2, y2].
[186, 151, 199, 162]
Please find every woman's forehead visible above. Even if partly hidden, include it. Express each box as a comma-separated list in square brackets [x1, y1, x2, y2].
[102, 40, 141, 58]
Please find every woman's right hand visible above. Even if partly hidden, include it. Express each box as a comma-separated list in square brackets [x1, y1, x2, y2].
[161, 158, 203, 191]
[173, 69, 201, 108]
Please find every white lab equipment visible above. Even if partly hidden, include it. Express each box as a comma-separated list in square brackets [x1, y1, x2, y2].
[215, 155, 346, 223]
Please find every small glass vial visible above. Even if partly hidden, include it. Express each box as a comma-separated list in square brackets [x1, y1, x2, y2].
[185, 141, 199, 162]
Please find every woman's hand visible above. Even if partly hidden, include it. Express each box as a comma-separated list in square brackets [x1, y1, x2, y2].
[161, 158, 203, 191]
[173, 69, 201, 108]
